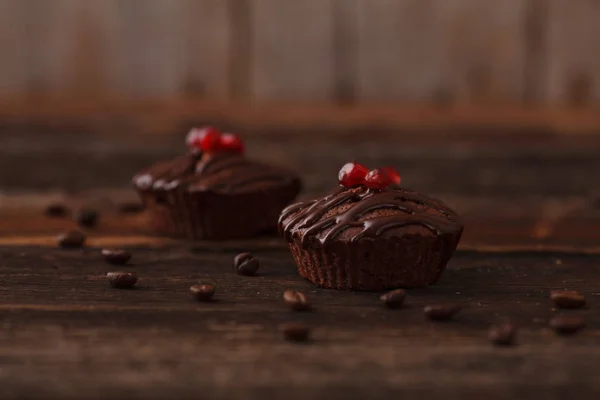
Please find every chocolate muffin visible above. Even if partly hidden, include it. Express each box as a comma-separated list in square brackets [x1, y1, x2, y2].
[133, 127, 301, 240]
[279, 162, 462, 290]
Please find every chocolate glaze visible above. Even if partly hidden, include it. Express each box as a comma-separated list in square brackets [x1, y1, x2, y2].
[133, 152, 300, 194]
[279, 185, 462, 248]
[132, 153, 198, 191]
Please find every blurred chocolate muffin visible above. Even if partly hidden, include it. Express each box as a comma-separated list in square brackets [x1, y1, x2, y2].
[133, 127, 301, 240]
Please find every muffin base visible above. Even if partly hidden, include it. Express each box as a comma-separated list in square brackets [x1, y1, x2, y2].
[137, 184, 300, 240]
[287, 232, 462, 291]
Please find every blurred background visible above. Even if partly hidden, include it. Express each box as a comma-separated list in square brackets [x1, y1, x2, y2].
[1, 0, 599, 104]
[1, 0, 600, 248]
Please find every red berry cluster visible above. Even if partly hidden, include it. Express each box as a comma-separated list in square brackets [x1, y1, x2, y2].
[186, 126, 245, 154]
[338, 162, 401, 190]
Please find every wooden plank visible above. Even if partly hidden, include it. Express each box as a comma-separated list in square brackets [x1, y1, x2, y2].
[229, 0, 252, 100]
[249, 0, 335, 101]
[357, 0, 438, 101]
[2, 129, 600, 196]
[22, 0, 124, 96]
[183, 0, 232, 99]
[545, 0, 600, 105]
[0, 204, 535, 251]
[4, 0, 230, 99]
[2, 0, 600, 105]
[4, 99, 600, 136]
[1, 247, 600, 398]
[0, 0, 29, 94]
[24, 0, 89, 94]
[332, 0, 358, 104]
[3, 191, 600, 254]
[523, 0, 548, 103]
[2, 129, 600, 252]
[106, 0, 187, 96]
[356, 0, 528, 102]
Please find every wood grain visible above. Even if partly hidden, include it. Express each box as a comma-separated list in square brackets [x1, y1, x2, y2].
[184, 0, 232, 99]
[0, 113, 599, 398]
[3, 0, 600, 104]
[229, 0, 252, 100]
[332, 0, 358, 104]
[1, 129, 600, 253]
[107, 0, 187, 96]
[545, 0, 600, 105]
[25, 0, 109, 95]
[249, 0, 335, 101]
[523, 0, 548, 102]
[1, 196, 599, 254]
[1, 247, 600, 399]
[356, 0, 527, 102]
[0, 0, 29, 94]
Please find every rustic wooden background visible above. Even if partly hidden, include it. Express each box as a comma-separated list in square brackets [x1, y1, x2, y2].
[3, 1, 600, 398]
[0, 0, 599, 104]
[2, 128, 600, 399]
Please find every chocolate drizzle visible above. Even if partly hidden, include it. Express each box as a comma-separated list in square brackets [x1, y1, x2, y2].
[133, 152, 300, 194]
[279, 185, 462, 248]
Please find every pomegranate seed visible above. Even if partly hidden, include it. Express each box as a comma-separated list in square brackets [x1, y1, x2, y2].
[185, 126, 221, 153]
[219, 133, 245, 154]
[364, 167, 400, 189]
[338, 162, 369, 187]
[186, 128, 202, 150]
[381, 166, 401, 185]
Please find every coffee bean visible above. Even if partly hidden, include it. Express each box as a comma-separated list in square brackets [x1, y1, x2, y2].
[550, 290, 586, 309]
[118, 202, 144, 214]
[380, 289, 406, 309]
[101, 249, 132, 265]
[190, 284, 215, 302]
[550, 314, 585, 335]
[424, 304, 462, 321]
[45, 203, 69, 217]
[75, 209, 98, 228]
[234, 252, 259, 276]
[57, 230, 86, 248]
[283, 290, 311, 311]
[281, 323, 311, 342]
[106, 272, 137, 289]
[488, 322, 517, 346]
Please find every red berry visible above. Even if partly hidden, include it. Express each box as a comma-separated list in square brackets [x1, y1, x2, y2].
[219, 133, 245, 154]
[338, 162, 369, 187]
[186, 126, 221, 153]
[381, 166, 401, 185]
[364, 167, 401, 189]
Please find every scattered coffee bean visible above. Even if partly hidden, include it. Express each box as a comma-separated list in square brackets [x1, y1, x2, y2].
[282, 323, 311, 342]
[190, 284, 215, 302]
[424, 304, 462, 321]
[380, 289, 406, 309]
[101, 249, 132, 265]
[106, 272, 137, 289]
[234, 252, 260, 276]
[488, 322, 517, 346]
[45, 203, 69, 217]
[550, 314, 585, 335]
[57, 230, 86, 248]
[75, 209, 98, 228]
[283, 290, 311, 311]
[118, 202, 144, 214]
[550, 290, 586, 309]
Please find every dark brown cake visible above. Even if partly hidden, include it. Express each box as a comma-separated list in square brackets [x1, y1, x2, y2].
[279, 165, 462, 290]
[133, 129, 301, 240]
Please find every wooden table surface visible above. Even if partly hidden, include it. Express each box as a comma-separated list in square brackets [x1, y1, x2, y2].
[2, 121, 600, 399]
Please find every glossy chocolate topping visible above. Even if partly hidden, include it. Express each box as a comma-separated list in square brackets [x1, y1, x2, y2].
[279, 185, 462, 247]
[133, 152, 300, 194]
